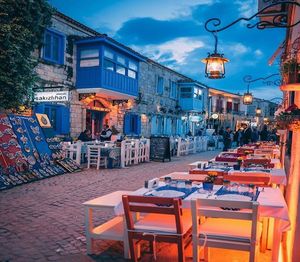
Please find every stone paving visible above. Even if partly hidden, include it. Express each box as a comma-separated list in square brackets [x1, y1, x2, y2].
[0, 150, 271, 262]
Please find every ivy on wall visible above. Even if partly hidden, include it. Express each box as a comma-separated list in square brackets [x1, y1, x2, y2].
[0, 0, 53, 110]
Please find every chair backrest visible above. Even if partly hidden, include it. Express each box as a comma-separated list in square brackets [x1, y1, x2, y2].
[223, 173, 271, 186]
[122, 195, 184, 234]
[87, 145, 100, 157]
[191, 198, 259, 244]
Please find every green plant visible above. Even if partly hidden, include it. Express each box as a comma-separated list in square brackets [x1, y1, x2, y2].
[204, 172, 218, 183]
[0, 0, 53, 110]
[276, 104, 300, 130]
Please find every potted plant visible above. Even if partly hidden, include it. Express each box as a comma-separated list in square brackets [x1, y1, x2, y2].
[275, 104, 300, 131]
[203, 172, 218, 191]
[281, 59, 300, 84]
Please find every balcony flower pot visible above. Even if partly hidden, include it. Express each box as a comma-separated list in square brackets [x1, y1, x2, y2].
[276, 105, 300, 131]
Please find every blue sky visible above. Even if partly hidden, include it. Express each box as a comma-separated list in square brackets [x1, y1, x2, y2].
[49, 0, 285, 99]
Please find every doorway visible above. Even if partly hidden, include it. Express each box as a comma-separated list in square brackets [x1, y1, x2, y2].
[86, 110, 107, 138]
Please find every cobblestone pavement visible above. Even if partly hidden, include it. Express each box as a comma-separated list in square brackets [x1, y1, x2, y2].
[0, 150, 271, 262]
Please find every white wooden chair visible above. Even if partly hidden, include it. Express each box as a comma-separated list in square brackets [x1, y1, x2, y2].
[191, 198, 260, 262]
[65, 142, 82, 165]
[87, 145, 107, 170]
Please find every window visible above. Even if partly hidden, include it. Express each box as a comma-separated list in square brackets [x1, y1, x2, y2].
[128, 70, 136, 79]
[180, 86, 192, 98]
[124, 113, 141, 135]
[157, 76, 164, 94]
[104, 59, 114, 71]
[103, 48, 138, 78]
[193, 88, 202, 100]
[104, 49, 114, 59]
[234, 103, 239, 112]
[129, 61, 138, 71]
[80, 49, 99, 67]
[216, 99, 223, 113]
[170, 81, 177, 99]
[43, 29, 65, 64]
[128, 60, 138, 79]
[116, 65, 126, 75]
[117, 56, 126, 65]
[227, 102, 232, 112]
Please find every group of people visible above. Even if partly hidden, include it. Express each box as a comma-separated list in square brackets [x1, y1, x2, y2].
[221, 124, 279, 151]
[77, 125, 112, 142]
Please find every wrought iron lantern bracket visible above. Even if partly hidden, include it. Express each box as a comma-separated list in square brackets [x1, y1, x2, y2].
[204, 1, 300, 33]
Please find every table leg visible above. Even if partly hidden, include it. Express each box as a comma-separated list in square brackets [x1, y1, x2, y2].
[85, 207, 94, 255]
[260, 218, 268, 253]
[271, 218, 281, 262]
[122, 215, 130, 259]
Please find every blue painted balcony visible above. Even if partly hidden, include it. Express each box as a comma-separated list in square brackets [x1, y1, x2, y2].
[76, 36, 145, 98]
[178, 82, 206, 112]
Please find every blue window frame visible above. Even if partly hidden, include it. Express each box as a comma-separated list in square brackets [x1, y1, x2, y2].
[43, 29, 65, 64]
[103, 48, 138, 79]
[124, 113, 141, 135]
[157, 76, 164, 94]
[170, 80, 177, 99]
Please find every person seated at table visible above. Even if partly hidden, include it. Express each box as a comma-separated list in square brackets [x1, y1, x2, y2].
[260, 125, 269, 141]
[78, 129, 92, 142]
[223, 126, 232, 151]
[100, 125, 112, 141]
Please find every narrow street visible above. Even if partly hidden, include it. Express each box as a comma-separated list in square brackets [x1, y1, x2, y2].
[0, 151, 220, 262]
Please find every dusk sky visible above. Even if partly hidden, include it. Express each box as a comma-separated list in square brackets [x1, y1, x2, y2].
[49, 0, 285, 100]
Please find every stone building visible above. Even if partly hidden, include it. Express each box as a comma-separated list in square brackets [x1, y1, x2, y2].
[33, 11, 208, 138]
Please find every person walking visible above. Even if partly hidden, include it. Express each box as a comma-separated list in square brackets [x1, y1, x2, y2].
[251, 127, 259, 142]
[241, 123, 252, 145]
[223, 126, 232, 151]
[260, 125, 269, 141]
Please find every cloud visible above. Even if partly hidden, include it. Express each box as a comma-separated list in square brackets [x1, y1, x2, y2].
[251, 86, 283, 100]
[234, 0, 257, 18]
[133, 37, 205, 66]
[116, 17, 202, 45]
[254, 49, 263, 57]
[227, 43, 249, 56]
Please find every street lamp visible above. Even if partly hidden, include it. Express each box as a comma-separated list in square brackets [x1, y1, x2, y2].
[243, 87, 253, 105]
[201, 33, 228, 79]
[256, 107, 262, 116]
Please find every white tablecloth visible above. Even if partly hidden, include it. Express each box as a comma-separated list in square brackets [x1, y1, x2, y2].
[114, 184, 290, 233]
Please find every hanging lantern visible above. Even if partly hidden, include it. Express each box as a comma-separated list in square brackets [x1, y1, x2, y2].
[255, 107, 262, 116]
[202, 32, 229, 79]
[202, 53, 229, 79]
[243, 92, 253, 105]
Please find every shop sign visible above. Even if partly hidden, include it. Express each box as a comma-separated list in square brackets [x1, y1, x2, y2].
[211, 113, 219, 119]
[34, 91, 69, 102]
[190, 115, 203, 122]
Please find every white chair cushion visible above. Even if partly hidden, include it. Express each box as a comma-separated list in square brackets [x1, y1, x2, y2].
[134, 209, 192, 234]
[198, 218, 262, 243]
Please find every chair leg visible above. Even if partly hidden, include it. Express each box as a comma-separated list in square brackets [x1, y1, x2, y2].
[249, 244, 257, 262]
[129, 237, 138, 262]
[192, 237, 199, 262]
[204, 247, 209, 262]
[178, 239, 185, 262]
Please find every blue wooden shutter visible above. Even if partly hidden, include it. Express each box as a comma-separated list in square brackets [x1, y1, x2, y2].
[124, 113, 131, 135]
[60, 106, 70, 135]
[136, 115, 141, 135]
[34, 103, 45, 114]
[59, 35, 65, 65]
[151, 116, 157, 135]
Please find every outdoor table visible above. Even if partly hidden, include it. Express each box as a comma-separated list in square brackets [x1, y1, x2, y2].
[83, 190, 133, 258]
[107, 183, 290, 262]
[228, 168, 286, 186]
